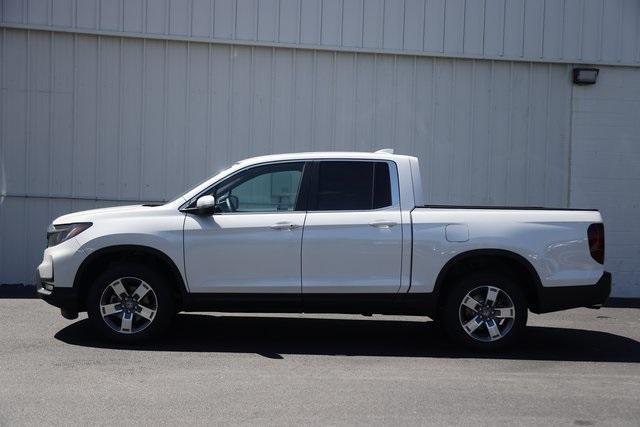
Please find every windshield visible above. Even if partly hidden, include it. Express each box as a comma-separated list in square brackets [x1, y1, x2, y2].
[166, 162, 240, 204]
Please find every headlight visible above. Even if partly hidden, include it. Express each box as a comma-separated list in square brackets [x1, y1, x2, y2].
[46, 223, 92, 247]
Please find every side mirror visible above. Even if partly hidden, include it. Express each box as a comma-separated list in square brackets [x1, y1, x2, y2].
[195, 195, 216, 214]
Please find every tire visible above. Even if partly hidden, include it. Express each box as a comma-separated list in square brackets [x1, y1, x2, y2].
[440, 271, 527, 351]
[86, 262, 175, 343]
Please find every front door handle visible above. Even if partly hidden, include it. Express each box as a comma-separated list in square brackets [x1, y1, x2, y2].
[369, 220, 398, 228]
[270, 222, 301, 230]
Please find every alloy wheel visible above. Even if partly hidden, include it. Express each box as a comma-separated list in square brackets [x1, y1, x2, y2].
[99, 277, 158, 334]
[458, 285, 515, 342]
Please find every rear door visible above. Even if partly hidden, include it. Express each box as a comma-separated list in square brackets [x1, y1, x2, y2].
[301, 160, 403, 295]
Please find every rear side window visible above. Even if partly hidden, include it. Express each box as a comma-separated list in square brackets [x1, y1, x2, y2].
[313, 161, 393, 211]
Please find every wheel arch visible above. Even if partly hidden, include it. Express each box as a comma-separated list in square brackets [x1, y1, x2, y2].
[73, 245, 188, 312]
[432, 249, 543, 313]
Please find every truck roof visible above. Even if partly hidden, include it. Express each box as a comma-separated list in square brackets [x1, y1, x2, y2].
[236, 150, 415, 165]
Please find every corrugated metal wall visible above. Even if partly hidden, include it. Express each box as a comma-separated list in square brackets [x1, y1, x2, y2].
[2, 0, 640, 66]
[570, 66, 640, 298]
[0, 27, 573, 284]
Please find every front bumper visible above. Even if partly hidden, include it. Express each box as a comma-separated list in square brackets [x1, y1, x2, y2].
[534, 271, 612, 314]
[36, 271, 79, 315]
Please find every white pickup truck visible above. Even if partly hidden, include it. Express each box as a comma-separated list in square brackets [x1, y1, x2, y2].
[38, 150, 610, 350]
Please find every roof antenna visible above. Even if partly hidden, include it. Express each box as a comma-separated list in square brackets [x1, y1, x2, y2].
[374, 148, 394, 154]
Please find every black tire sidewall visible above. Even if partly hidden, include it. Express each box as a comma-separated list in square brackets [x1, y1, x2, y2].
[441, 272, 528, 351]
[86, 263, 175, 343]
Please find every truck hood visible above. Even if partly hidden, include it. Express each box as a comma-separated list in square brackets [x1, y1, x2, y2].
[52, 204, 161, 224]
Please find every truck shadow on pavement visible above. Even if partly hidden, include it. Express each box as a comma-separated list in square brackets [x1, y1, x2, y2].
[55, 314, 640, 362]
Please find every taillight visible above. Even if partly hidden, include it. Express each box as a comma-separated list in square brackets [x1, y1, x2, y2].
[587, 223, 605, 264]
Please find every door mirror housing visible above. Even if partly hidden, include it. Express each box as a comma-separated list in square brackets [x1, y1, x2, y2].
[195, 195, 216, 214]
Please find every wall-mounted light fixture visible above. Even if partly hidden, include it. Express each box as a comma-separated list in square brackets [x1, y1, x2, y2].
[573, 68, 599, 85]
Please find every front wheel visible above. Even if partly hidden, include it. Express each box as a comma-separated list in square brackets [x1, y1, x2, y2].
[441, 272, 527, 351]
[86, 263, 175, 343]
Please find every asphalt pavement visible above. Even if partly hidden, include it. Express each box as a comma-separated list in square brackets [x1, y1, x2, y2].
[0, 299, 639, 426]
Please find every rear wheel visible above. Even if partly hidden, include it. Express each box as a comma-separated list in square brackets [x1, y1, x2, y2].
[441, 272, 527, 351]
[87, 263, 175, 343]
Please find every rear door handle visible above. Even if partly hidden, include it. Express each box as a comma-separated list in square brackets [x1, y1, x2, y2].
[270, 222, 301, 230]
[368, 220, 398, 228]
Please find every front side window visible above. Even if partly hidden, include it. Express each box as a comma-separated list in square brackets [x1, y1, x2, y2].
[212, 162, 304, 213]
[313, 161, 393, 211]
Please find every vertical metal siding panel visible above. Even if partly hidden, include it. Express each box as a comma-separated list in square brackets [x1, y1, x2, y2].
[503, 0, 524, 57]
[119, 38, 143, 200]
[488, 62, 510, 204]
[581, 0, 602, 61]
[321, 0, 342, 46]
[523, 0, 544, 58]
[54, 0, 77, 26]
[213, 0, 235, 39]
[210, 45, 232, 167]
[463, 0, 484, 55]
[186, 43, 209, 186]
[3, 0, 23, 22]
[165, 41, 188, 198]
[431, 58, 452, 203]
[169, 0, 191, 35]
[334, 52, 356, 149]
[1, 198, 27, 282]
[73, 35, 98, 198]
[76, 0, 98, 29]
[483, 0, 504, 56]
[292, 50, 313, 151]
[141, 40, 165, 200]
[342, 0, 363, 47]
[278, 0, 300, 43]
[272, 48, 294, 151]
[27, 31, 51, 196]
[191, 0, 212, 37]
[25, 198, 50, 284]
[236, 0, 258, 41]
[362, 0, 383, 49]
[448, 59, 473, 202]
[123, 0, 144, 32]
[506, 62, 528, 203]
[354, 53, 375, 151]
[393, 56, 414, 155]
[50, 32, 74, 197]
[525, 63, 549, 203]
[412, 57, 434, 197]
[443, 0, 464, 54]
[100, 0, 121, 31]
[469, 60, 492, 204]
[251, 47, 272, 154]
[373, 55, 394, 150]
[424, 0, 445, 53]
[546, 64, 571, 207]
[620, 0, 638, 63]
[28, 0, 50, 24]
[601, 0, 621, 63]
[230, 46, 252, 160]
[257, 0, 278, 41]
[312, 51, 334, 150]
[299, 0, 321, 44]
[147, 0, 168, 34]
[382, 0, 403, 50]
[562, 0, 582, 60]
[543, 0, 563, 59]
[96, 37, 120, 199]
[403, 0, 424, 51]
[4, 30, 28, 196]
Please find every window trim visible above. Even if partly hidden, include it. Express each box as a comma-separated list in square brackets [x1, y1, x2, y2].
[306, 160, 400, 213]
[180, 160, 311, 214]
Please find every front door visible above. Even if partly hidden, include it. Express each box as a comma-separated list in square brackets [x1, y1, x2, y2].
[301, 160, 403, 295]
[184, 161, 308, 293]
